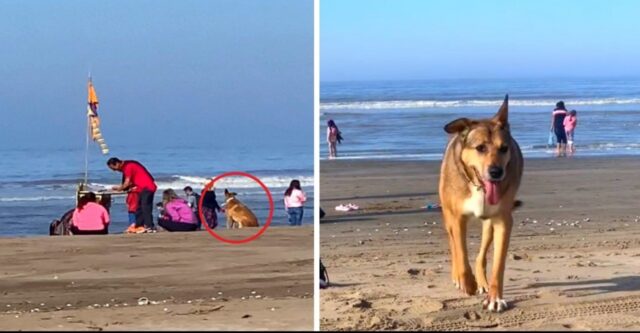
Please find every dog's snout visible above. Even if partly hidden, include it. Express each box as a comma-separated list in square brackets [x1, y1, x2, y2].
[489, 166, 504, 180]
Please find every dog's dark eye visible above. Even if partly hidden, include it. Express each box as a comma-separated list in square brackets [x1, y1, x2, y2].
[498, 145, 509, 154]
[476, 144, 487, 153]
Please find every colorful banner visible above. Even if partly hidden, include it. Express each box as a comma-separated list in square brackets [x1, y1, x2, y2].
[87, 79, 109, 155]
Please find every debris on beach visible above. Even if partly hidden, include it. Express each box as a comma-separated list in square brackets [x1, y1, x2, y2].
[335, 203, 359, 212]
[137, 297, 150, 306]
[352, 299, 372, 310]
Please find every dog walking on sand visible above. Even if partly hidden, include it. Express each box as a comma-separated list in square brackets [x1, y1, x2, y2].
[438, 95, 523, 313]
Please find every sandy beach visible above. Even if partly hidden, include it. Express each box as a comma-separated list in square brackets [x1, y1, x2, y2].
[0, 227, 313, 331]
[320, 157, 640, 330]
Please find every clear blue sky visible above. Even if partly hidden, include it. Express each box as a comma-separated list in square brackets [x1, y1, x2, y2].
[321, 0, 640, 81]
[0, 0, 312, 149]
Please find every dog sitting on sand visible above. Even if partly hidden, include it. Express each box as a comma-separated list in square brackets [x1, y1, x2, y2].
[438, 95, 523, 313]
[223, 189, 260, 228]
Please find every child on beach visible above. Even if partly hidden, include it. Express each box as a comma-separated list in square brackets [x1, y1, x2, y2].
[564, 109, 578, 155]
[201, 188, 222, 229]
[183, 186, 202, 230]
[327, 119, 343, 159]
[125, 191, 144, 234]
[284, 179, 307, 226]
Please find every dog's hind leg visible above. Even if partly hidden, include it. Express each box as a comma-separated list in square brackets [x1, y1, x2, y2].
[482, 213, 513, 312]
[445, 209, 477, 296]
[475, 220, 493, 294]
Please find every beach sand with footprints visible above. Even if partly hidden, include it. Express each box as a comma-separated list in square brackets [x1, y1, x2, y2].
[0, 227, 313, 331]
[320, 157, 640, 330]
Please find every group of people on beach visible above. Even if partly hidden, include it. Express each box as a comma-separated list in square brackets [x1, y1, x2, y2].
[550, 101, 579, 157]
[67, 157, 308, 235]
[327, 102, 579, 160]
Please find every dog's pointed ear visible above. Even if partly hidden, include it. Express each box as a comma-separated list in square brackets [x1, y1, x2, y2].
[232, 192, 238, 196]
[444, 118, 474, 134]
[224, 189, 229, 194]
[493, 94, 509, 127]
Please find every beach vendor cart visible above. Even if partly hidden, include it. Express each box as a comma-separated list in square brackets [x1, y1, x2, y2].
[49, 77, 125, 235]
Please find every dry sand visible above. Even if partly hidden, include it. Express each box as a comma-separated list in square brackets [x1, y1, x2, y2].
[0, 227, 313, 331]
[320, 157, 640, 331]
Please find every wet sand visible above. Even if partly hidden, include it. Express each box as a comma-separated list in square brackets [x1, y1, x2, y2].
[0, 227, 313, 331]
[320, 157, 640, 330]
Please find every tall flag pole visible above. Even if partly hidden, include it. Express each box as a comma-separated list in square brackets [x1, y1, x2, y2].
[84, 76, 109, 184]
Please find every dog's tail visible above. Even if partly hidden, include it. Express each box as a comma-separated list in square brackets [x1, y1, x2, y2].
[514, 200, 523, 209]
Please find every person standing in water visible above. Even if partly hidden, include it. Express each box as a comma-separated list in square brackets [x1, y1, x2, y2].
[550, 101, 568, 157]
[107, 157, 158, 233]
[284, 179, 307, 226]
[327, 119, 342, 159]
[563, 109, 578, 155]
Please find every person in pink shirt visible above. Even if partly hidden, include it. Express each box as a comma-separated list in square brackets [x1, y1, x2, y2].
[71, 192, 110, 235]
[563, 109, 578, 155]
[157, 189, 198, 232]
[284, 180, 307, 226]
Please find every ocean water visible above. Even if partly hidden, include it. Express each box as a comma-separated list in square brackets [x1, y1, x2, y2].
[0, 143, 313, 237]
[320, 78, 640, 160]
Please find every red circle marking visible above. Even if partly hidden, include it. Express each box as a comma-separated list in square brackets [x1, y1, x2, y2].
[197, 171, 274, 245]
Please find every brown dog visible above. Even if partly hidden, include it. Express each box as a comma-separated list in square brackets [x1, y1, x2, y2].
[223, 189, 260, 228]
[438, 95, 523, 312]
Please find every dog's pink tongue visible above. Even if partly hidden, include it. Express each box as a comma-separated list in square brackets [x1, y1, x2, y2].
[483, 180, 500, 205]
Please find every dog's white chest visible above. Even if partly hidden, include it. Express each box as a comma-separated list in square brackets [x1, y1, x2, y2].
[462, 186, 501, 219]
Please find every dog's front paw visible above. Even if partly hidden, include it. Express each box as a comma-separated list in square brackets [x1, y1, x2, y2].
[456, 271, 477, 296]
[482, 297, 508, 312]
[475, 275, 489, 295]
[476, 285, 489, 295]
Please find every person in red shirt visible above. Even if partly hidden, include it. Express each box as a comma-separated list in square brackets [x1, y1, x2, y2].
[107, 157, 158, 232]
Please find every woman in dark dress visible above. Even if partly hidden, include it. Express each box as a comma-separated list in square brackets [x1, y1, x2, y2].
[201, 188, 222, 229]
[550, 101, 568, 157]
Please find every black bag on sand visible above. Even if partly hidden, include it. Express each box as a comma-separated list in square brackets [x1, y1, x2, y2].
[320, 259, 329, 289]
[49, 208, 74, 236]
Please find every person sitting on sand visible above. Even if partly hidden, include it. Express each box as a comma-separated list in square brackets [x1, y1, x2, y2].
[71, 192, 110, 235]
[564, 109, 578, 155]
[550, 101, 568, 157]
[184, 186, 202, 230]
[157, 189, 198, 232]
[201, 187, 222, 229]
[284, 179, 307, 226]
[327, 119, 342, 159]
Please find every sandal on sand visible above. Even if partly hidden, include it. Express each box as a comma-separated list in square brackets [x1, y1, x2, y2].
[335, 203, 359, 212]
[124, 225, 138, 234]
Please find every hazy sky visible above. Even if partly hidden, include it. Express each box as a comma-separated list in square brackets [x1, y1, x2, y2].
[321, 0, 640, 81]
[0, 0, 312, 149]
